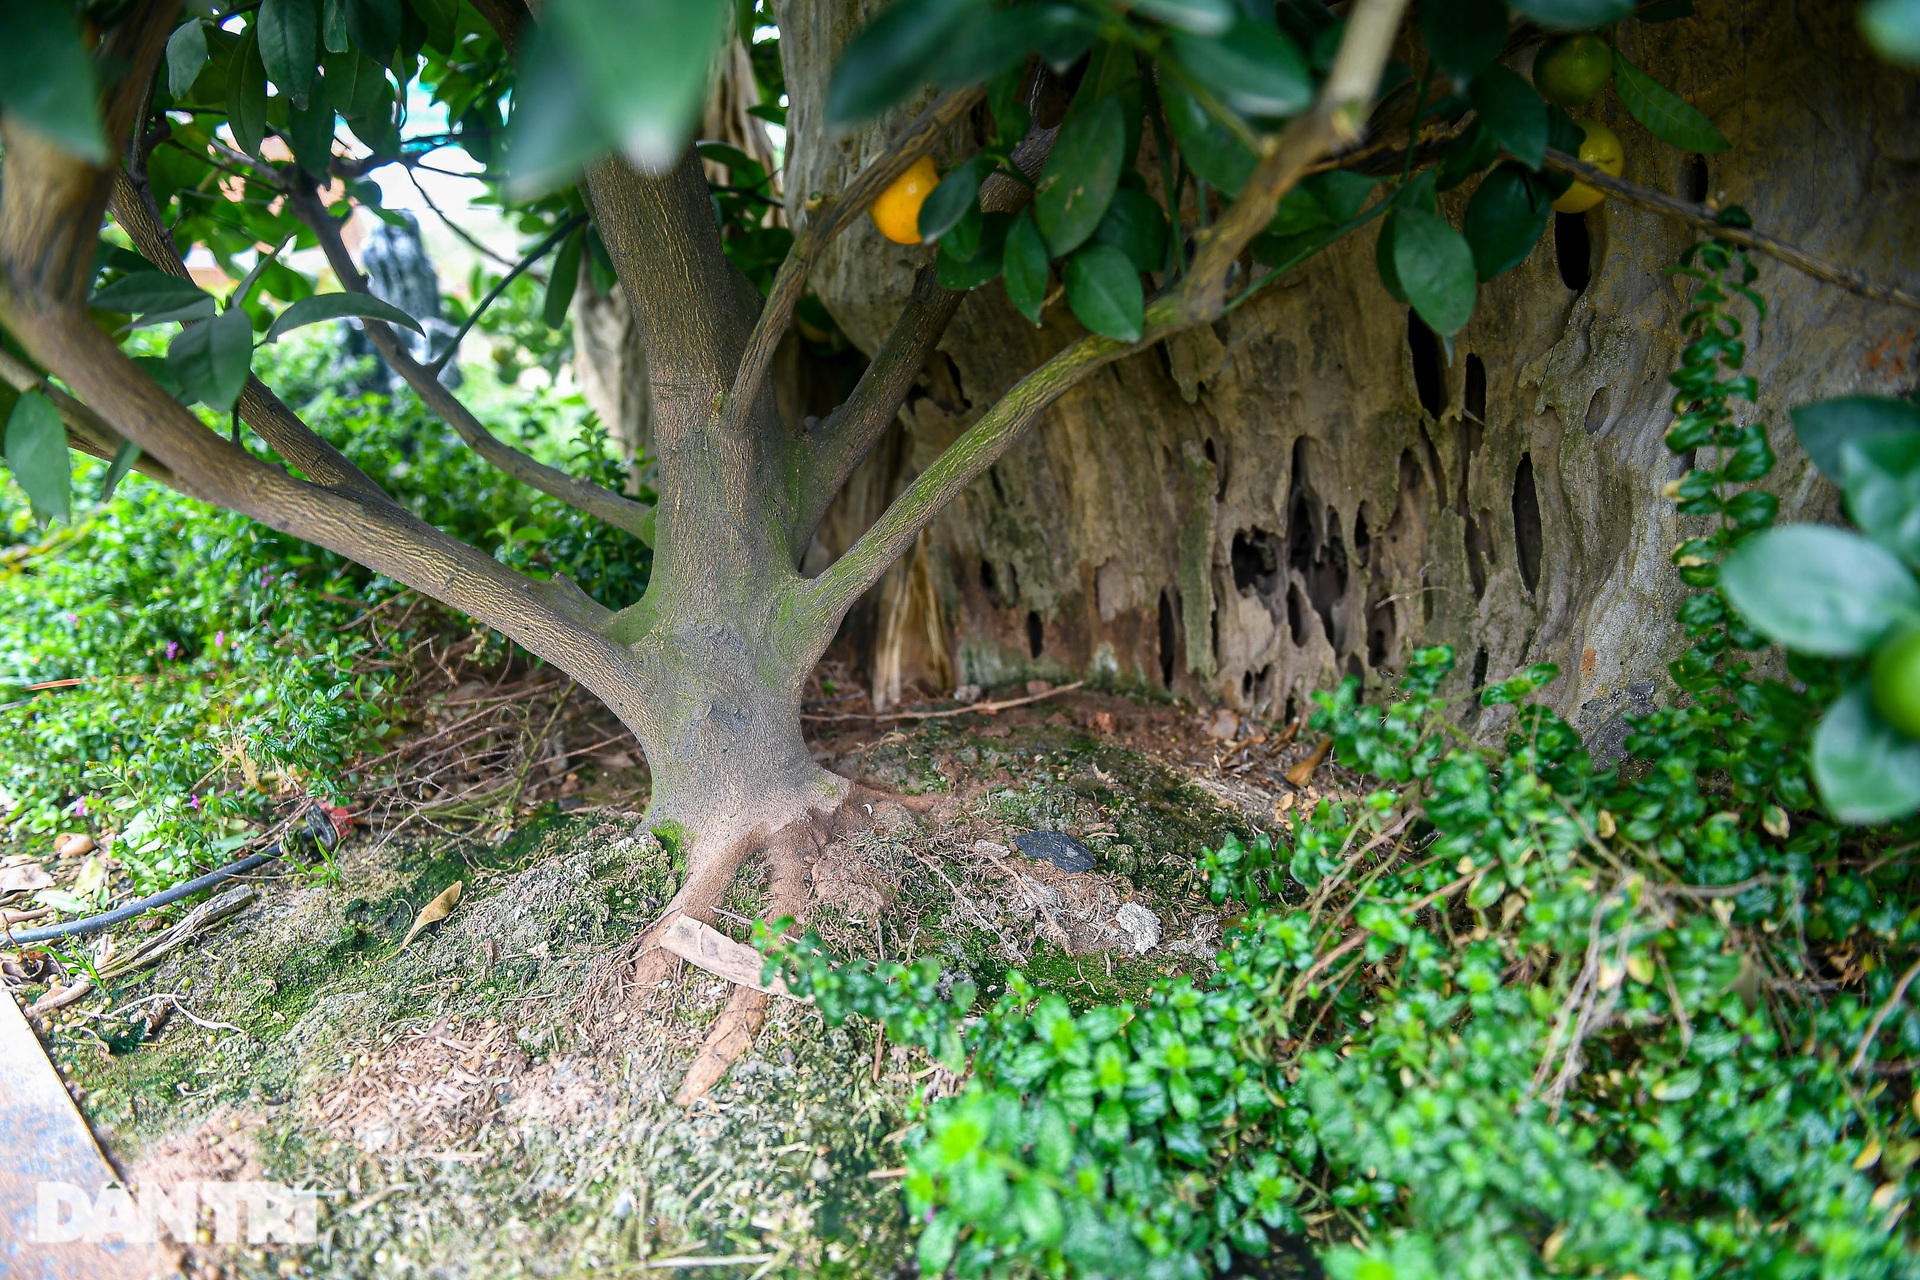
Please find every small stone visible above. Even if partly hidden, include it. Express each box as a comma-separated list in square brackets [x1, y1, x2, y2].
[1091, 711, 1117, 734]
[1025, 679, 1053, 697]
[1014, 830, 1096, 872]
[53, 833, 94, 858]
[972, 840, 1012, 858]
[1206, 709, 1240, 741]
[1114, 902, 1161, 954]
[952, 684, 983, 705]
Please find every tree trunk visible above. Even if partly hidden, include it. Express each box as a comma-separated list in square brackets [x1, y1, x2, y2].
[782, 0, 1920, 757]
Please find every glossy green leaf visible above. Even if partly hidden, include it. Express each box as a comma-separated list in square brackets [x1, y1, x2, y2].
[919, 159, 984, 244]
[1066, 40, 1143, 164]
[167, 21, 211, 100]
[128, 298, 220, 329]
[826, 0, 978, 124]
[1162, 78, 1255, 196]
[1092, 187, 1169, 273]
[323, 0, 350, 52]
[1721, 524, 1920, 656]
[346, 0, 403, 64]
[168, 306, 256, 413]
[1464, 165, 1552, 280]
[286, 84, 338, 174]
[0, 0, 106, 162]
[264, 291, 424, 342]
[259, 0, 319, 108]
[100, 440, 141, 503]
[3, 391, 72, 526]
[1814, 683, 1920, 823]
[92, 272, 215, 316]
[1392, 207, 1477, 336]
[1792, 395, 1920, 481]
[1063, 244, 1143, 341]
[935, 213, 1011, 290]
[933, 4, 1090, 87]
[1613, 54, 1729, 153]
[1002, 210, 1050, 326]
[544, 230, 584, 329]
[410, 0, 459, 48]
[1422, 0, 1511, 81]
[1035, 96, 1125, 257]
[1508, 0, 1633, 29]
[1127, 0, 1235, 34]
[1838, 432, 1920, 568]
[502, 29, 612, 195]
[323, 48, 390, 120]
[1471, 66, 1547, 170]
[1169, 20, 1313, 119]
[1375, 210, 1408, 304]
[548, 0, 728, 172]
[1863, 0, 1920, 66]
[227, 29, 270, 156]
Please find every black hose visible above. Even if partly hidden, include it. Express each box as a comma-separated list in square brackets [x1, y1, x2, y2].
[6, 849, 284, 945]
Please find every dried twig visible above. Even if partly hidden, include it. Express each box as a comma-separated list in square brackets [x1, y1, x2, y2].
[802, 681, 1086, 724]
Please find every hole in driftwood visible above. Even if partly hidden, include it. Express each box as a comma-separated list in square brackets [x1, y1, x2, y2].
[1026, 610, 1044, 658]
[1353, 506, 1371, 571]
[1465, 513, 1491, 598]
[1584, 386, 1611, 436]
[1554, 212, 1592, 293]
[1407, 309, 1447, 420]
[1687, 153, 1710, 203]
[1158, 590, 1177, 687]
[1513, 454, 1543, 593]
[1230, 528, 1282, 598]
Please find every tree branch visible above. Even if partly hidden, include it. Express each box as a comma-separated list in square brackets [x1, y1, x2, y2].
[1542, 148, 1920, 314]
[105, 171, 399, 505]
[426, 212, 585, 376]
[799, 0, 1411, 633]
[795, 121, 1058, 546]
[289, 186, 657, 542]
[724, 87, 986, 439]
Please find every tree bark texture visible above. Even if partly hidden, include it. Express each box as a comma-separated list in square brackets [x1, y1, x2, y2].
[777, 0, 1920, 757]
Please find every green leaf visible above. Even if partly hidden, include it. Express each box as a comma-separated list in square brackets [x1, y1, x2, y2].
[1612, 54, 1728, 152]
[547, 0, 730, 170]
[1471, 66, 1547, 170]
[919, 158, 984, 244]
[1169, 20, 1313, 119]
[128, 298, 220, 329]
[1392, 206, 1478, 336]
[1002, 210, 1050, 325]
[1650, 1068, 1702, 1101]
[504, 27, 615, 197]
[259, 0, 319, 108]
[264, 291, 424, 342]
[933, 4, 1091, 87]
[1463, 165, 1552, 280]
[410, 0, 459, 49]
[3, 391, 72, 526]
[1721, 524, 1920, 656]
[323, 0, 350, 52]
[1508, 0, 1633, 29]
[227, 29, 270, 156]
[1162, 78, 1255, 195]
[1092, 187, 1169, 273]
[345, 0, 403, 64]
[1035, 95, 1125, 257]
[1814, 683, 1920, 824]
[935, 213, 1011, 290]
[0, 0, 107, 162]
[286, 83, 338, 175]
[1862, 0, 1920, 66]
[100, 440, 141, 502]
[167, 21, 211, 100]
[1838, 432, 1920, 568]
[1792, 395, 1920, 481]
[1422, 0, 1510, 81]
[168, 306, 256, 412]
[323, 48, 391, 120]
[92, 272, 215, 316]
[544, 230, 584, 329]
[826, 0, 978, 125]
[1375, 209, 1408, 304]
[1063, 244, 1143, 341]
[1127, 0, 1235, 34]
[917, 1212, 961, 1277]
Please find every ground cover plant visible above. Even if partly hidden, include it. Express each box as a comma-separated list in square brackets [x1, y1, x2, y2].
[763, 249, 1920, 1276]
[0, 331, 646, 894]
[9, 0, 1919, 1102]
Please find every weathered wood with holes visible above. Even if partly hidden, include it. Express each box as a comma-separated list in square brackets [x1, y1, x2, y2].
[1, 989, 173, 1278]
[659, 917, 804, 1001]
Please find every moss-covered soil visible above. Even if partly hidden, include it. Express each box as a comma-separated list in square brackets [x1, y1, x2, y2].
[13, 689, 1333, 1278]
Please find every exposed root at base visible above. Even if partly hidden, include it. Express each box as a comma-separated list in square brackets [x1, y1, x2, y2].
[615, 783, 903, 1104]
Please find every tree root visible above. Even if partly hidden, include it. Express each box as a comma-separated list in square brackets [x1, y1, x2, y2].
[626, 783, 902, 1104]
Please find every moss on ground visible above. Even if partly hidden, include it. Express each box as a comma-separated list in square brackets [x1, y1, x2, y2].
[30, 722, 1255, 1277]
